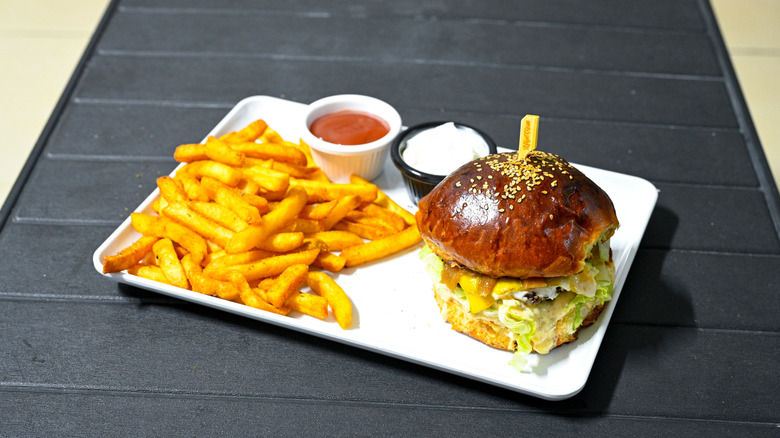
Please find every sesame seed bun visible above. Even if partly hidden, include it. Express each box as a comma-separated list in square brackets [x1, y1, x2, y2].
[416, 151, 619, 278]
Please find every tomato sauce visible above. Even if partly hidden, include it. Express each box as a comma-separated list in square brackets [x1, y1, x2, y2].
[309, 110, 390, 145]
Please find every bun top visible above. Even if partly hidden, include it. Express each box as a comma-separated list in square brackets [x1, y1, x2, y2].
[416, 151, 619, 278]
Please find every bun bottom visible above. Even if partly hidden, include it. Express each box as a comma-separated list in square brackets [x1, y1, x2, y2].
[433, 288, 605, 354]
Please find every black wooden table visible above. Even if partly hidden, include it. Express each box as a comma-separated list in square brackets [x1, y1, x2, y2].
[2, 1, 778, 435]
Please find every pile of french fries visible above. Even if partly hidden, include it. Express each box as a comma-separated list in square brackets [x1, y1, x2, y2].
[102, 119, 421, 329]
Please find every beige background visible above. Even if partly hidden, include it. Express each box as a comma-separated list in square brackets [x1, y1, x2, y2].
[1, 0, 778, 207]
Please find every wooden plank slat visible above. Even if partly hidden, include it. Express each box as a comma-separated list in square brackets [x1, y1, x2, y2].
[98, 11, 719, 76]
[75, 56, 738, 128]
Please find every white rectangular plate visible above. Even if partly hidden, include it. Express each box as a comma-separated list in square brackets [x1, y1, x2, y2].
[93, 95, 658, 400]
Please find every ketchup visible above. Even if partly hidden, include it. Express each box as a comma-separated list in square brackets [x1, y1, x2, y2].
[309, 110, 390, 145]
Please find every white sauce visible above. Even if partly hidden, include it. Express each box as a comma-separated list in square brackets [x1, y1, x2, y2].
[401, 122, 489, 176]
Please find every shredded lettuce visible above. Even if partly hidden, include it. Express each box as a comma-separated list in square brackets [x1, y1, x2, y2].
[419, 245, 443, 280]
[567, 281, 614, 330]
[498, 300, 535, 372]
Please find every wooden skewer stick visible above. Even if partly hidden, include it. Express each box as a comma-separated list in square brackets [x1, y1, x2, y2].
[518, 114, 539, 160]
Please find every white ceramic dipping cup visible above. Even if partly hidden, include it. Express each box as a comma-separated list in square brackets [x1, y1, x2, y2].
[299, 94, 402, 183]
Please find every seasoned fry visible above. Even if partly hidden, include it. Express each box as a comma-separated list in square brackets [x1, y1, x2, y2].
[226, 271, 288, 315]
[285, 292, 328, 319]
[298, 200, 337, 221]
[175, 172, 210, 202]
[188, 201, 249, 232]
[201, 178, 269, 212]
[214, 187, 263, 224]
[131, 213, 207, 264]
[157, 176, 188, 204]
[271, 161, 317, 179]
[181, 254, 239, 301]
[127, 264, 169, 284]
[210, 248, 320, 282]
[304, 230, 364, 251]
[183, 160, 242, 186]
[241, 166, 290, 197]
[226, 186, 307, 253]
[174, 143, 208, 163]
[219, 119, 268, 144]
[289, 178, 377, 204]
[307, 271, 352, 329]
[358, 203, 406, 232]
[344, 210, 400, 233]
[294, 218, 323, 234]
[320, 195, 361, 231]
[332, 220, 396, 240]
[340, 224, 422, 268]
[205, 136, 245, 167]
[350, 173, 415, 226]
[266, 264, 309, 308]
[255, 232, 304, 253]
[161, 202, 234, 248]
[231, 142, 307, 166]
[103, 235, 159, 273]
[152, 238, 189, 289]
[313, 251, 347, 272]
[203, 249, 273, 275]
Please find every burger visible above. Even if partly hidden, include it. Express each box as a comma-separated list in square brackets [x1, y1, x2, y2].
[415, 150, 619, 370]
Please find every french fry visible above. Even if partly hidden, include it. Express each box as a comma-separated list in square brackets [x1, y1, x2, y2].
[181, 254, 239, 301]
[350, 174, 415, 226]
[255, 232, 305, 253]
[102, 235, 159, 273]
[203, 249, 273, 275]
[188, 201, 249, 232]
[219, 119, 268, 144]
[161, 202, 234, 248]
[210, 248, 320, 282]
[307, 271, 352, 329]
[344, 210, 400, 233]
[241, 166, 290, 198]
[271, 161, 317, 179]
[226, 271, 288, 315]
[332, 220, 396, 240]
[293, 218, 323, 234]
[174, 143, 208, 163]
[131, 213, 207, 264]
[175, 172, 210, 202]
[304, 230, 364, 251]
[313, 251, 347, 272]
[127, 264, 170, 284]
[213, 188, 263, 224]
[298, 200, 337, 221]
[152, 238, 189, 289]
[358, 203, 406, 232]
[259, 126, 285, 144]
[202, 178, 269, 213]
[205, 136, 245, 167]
[285, 292, 328, 319]
[289, 178, 377, 204]
[320, 195, 361, 231]
[156, 176, 188, 204]
[231, 142, 307, 166]
[226, 186, 307, 253]
[183, 160, 242, 186]
[340, 224, 422, 268]
[266, 264, 309, 308]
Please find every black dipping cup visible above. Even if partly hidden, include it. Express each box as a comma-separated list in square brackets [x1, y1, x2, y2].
[390, 121, 498, 205]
